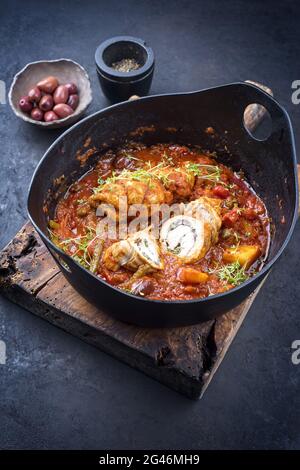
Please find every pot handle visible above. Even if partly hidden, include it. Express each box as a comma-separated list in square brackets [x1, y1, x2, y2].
[233, 80, 295, 147]
[243, 80, 273, 132]
[129, 88, 300, 214]
[240, 81, 300, 216]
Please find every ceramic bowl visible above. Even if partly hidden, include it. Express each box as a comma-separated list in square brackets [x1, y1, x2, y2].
[9, 59, 92, 129]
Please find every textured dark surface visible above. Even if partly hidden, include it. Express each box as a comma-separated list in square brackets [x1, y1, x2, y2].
[0, 0, 300, 450]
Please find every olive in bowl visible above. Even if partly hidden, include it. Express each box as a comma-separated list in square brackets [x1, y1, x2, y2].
[9, 59, 92, 129]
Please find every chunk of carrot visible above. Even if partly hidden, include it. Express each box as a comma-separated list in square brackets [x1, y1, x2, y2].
[177, 267, 209, 284]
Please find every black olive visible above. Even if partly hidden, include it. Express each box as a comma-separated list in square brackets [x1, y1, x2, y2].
[131, 279, 154, 297]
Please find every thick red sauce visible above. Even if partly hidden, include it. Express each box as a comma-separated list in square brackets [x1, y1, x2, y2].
[50, 143, 270, 301]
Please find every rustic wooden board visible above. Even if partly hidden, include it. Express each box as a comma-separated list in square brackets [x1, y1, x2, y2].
[0, 221, 264, 399]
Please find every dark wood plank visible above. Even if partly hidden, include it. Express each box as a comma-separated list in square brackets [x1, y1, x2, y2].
[0, 222, 262, 399]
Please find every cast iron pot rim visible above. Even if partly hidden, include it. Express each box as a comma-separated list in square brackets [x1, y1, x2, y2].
[27, 81, 299, 306]
[95, 35, 155, 82]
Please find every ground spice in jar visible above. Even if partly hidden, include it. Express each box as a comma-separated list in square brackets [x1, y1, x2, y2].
[111, 58, 140, 72]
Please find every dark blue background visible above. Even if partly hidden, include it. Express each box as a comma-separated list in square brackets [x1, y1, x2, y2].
[0, 0, 299, 449]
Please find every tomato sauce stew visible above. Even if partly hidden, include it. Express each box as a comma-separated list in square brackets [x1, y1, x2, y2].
[49, 143, 270, 301]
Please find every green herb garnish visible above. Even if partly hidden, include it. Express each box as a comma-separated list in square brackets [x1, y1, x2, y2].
[221, 228, 241, 244]
[92, 160, 221, 195]
[97, 176, 106, 186]
[49, 226, 97, 269]
[124, 153, 141, 161]
[93, 161, 172, 190]
[210, 261, 249, 286]
[185, 162, 221, 181]
[76, 199, 86, 205]
[162, 151, 174, 166]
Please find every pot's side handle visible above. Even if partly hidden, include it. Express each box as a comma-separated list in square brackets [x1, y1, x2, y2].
[244, 80, 273, 132]
[128, 88, 300, 214]
[243, 81, 300, 215]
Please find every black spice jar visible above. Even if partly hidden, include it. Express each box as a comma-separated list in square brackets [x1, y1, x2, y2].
[95, 36, 155, 103]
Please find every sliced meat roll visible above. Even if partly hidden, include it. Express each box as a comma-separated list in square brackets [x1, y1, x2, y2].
[103, 229, 163, 272]
[160, 215, 209, 263]
[185, 196, 222, 243]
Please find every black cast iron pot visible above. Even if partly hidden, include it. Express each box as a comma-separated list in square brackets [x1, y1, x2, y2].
[28, 83, 298, 328]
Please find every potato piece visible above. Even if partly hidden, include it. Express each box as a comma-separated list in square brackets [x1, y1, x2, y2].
[223, 245, 261, 269]
[177, 267, 209, 284]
